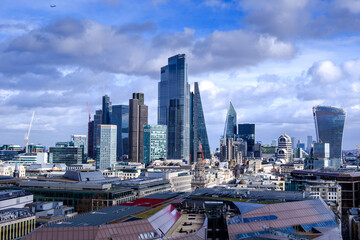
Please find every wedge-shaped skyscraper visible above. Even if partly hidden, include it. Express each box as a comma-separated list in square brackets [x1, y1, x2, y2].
[190, 82, 211, 161]
[224, 102, 237, 138]
[313, 105, 346, 165]
[158, 54, 190, 161]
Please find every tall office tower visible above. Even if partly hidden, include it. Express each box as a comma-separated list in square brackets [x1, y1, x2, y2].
[93, 110, 102, 159]
[277, 134, 292, 163]
[219, 137, 234, 162]
[237, 123, 255, 155]
[291, 137, 298, 150]
[158, 54, 190, 161]
[129, 93, 148, 163]
[224, 102, 237, 138]
[96, 125, 117, 170]
[313, 106, 346, 164]
[307, 136, 313, 153]
[143, 125, 167, 166]
[102, 95, 112, 124]
[88, 120, 94, 158]
[190, 82, 211, 162]
[112, 105, 129, 159]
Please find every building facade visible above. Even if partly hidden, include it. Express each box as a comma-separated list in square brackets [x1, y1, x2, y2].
[190, 82, 211, 162]
[237, 123, 255, 155]
[71, 135, 87, 155]
[112, 105, 129, 159]
[224, 102, 237, 138]
[276, 134, 292, 163]
[143, 125, 167, 166]
[49, 146, 83, 165]
[93, 110, 103, 159]
[96, 125, 117, 170]
[129, 93, 148, 163]
[158, 54, 190, 161]
[313, 105, 346, 166]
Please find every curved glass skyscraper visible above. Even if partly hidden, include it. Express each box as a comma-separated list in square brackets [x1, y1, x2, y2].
[224, 102, 237, 138]
[313, 106, 346, 164]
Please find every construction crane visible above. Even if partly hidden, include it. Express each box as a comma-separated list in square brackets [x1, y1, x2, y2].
[24, 111, 35, 154]
[86, 102, 91, 122]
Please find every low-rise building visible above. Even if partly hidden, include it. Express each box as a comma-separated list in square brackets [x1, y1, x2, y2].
[0, 208, 36, 240]
[0, 190, 33, 210]
[146, 170, 192, 192]
[0, 164, 25, 177]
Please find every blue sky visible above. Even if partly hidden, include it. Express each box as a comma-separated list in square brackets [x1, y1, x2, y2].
[1, 0, 360, 151]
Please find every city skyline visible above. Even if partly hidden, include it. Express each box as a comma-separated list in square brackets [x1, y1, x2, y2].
[1, 1, 360, 151]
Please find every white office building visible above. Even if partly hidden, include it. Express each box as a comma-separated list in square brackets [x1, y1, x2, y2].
[71, 135, 87, 155]
[96, 125, 117, 170]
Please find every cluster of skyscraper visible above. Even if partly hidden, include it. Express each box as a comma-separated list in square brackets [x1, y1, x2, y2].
[220, 102, 260, 163]
[87, 54, 211, 169]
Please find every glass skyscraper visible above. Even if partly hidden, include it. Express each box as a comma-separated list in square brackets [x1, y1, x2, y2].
[112, 105, 129, 159]
[237, 124, 255, 154]
[102, 95, 112, 124]
[143, 125, 167, 166]
[96, 124, 117, 170]
[190, 82, 211, 161]
[313, 106, 346, 164]
[224, 102, 237, 138]
[158, 54, 190, 161]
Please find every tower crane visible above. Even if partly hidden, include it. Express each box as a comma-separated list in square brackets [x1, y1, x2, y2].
[24, 111, 35, 154]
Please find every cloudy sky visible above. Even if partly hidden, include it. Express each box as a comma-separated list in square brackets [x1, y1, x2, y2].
[1, 0, 360, 151]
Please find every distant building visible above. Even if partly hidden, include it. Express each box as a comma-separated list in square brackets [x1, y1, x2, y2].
[27, 144, 45, 153]
[158, 54, 190, 161]
[87, 120, 94, 158]
[102, 94, 112, 124]
[0, 164, 26, 177]
[112, 105, 129, 159]
[307, 135, 313, 152]
[71, 135, 87, 157]
[96, 124, 117, 170]
[143, 125, 167, 166]
[146, 170, 192, 192]
[237, 123, 255, 155]
[276, 134, 292, 163]
[93, 109, 102, 159]
[190, 82, 211, 161]
[224, 101, 237, 138]
[0, 190, 33, 210]
[129, 93, 148, 163]
[313, 105, 346, 166]
[0, 208, 36, 240]
[49, 146, 83, 165]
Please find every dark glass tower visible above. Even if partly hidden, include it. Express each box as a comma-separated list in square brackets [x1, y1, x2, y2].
[238, 123, 255, 154]
[158, 54, 190, 161]
[87, 120, 94, 159]
[129, 93, 148, 163]
[313, 106, 346, 163]
[102, 95, 112, 124]
[93, 109, 102, 159]
[224, 102, 237, 137]
[190, 82, 211, 162]
[112, 105, 129, 159]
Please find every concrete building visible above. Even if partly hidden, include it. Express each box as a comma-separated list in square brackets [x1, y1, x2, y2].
[276, 134, 292, 163]
[0, 164, 25, 177]
[143, 124, 167, 166]
[129, 93, 148, 163]
[96, 124, 117, 170]
[0, 190, 33, 210]
[11, 152, 48, 165]
[146, 170, 192, 192]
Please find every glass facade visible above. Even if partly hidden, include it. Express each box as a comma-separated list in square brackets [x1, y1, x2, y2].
[237, 123, 255, 153]
[190, 82, 211, 161]
[93, 110, 102, 159]
[224, 102, 237, 137]
[102, 95, 112, 124]
[158, 54, 190, 161]
[313, 106, 346, 164]
[112, 105, 129, 159]
[143, 125, 167, 166]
